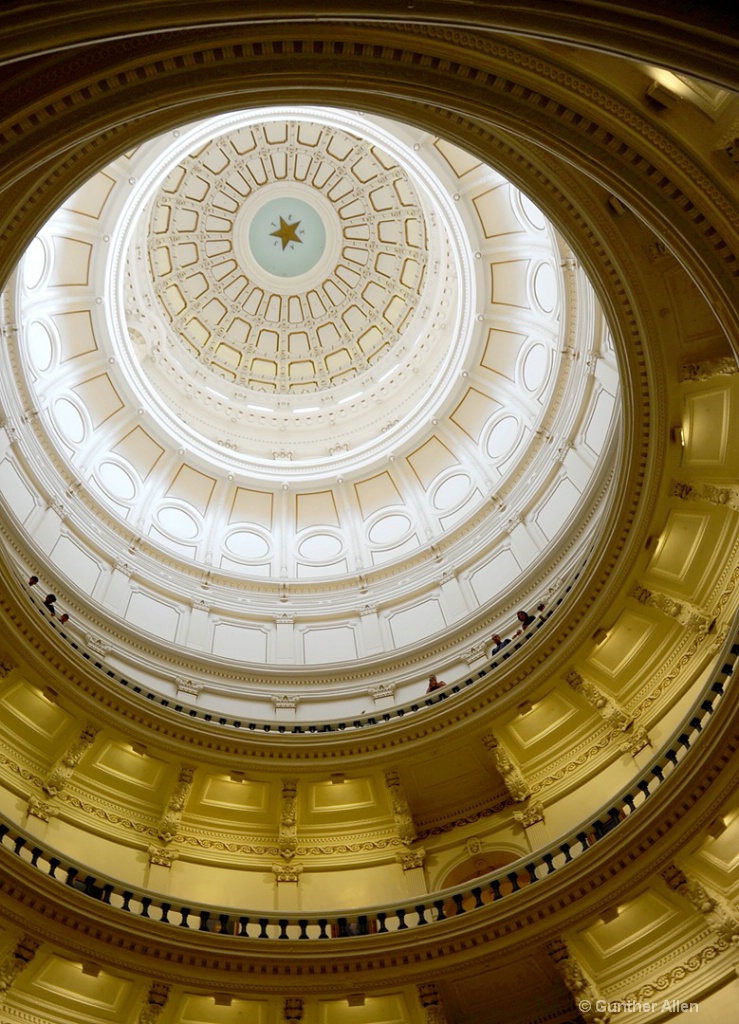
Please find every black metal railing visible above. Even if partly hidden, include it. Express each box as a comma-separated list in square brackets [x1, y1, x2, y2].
[1, 625, 732, 940]
[21, 558, 587, 734]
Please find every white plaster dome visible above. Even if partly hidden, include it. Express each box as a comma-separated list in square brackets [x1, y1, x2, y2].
[3, 106, 621, 711]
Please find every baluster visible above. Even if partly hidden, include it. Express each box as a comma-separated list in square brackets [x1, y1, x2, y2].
[415, 903, 429, 924]
[490, 878, 502, 900]
[542, 853, 555, 874]
[452, 893, 465, 915]
[30, 847, 42, 866]
[48, 857, 60, 878]
[199, 911, 210, 931]
[507, 871, 520, 893]
[396, 908, 408, 929]
[471, 888, 484, 908]
[376, 913, 388, 934]
[121, 891, 132, 913]
[179, 906, 190, 927]
[278, 919, 289, 939]
[298, 919, 309, 940]
[160, 902, 170, 923]
[141, 897, 151, 918]
[258, 918, 269, 938]
[434, 899, 446, 920]
[525, 862, 538, 884]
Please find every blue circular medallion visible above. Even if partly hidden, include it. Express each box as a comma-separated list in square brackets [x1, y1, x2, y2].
[248, 197, 326, 278]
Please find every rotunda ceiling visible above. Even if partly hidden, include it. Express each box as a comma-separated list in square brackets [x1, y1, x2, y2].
[2, 107, 620, 696]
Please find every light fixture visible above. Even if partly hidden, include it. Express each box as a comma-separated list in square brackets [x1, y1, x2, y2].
[517, 700, 534, 716]
[131, 742, 147, 756]
[646, 79, 679, 109]
[330, 772, 346, 785]
[347, 994, 366, 1007]
[592, 628, 609, 645]
[214, 994, 233, 1006]
[706, 816, 727, 838]
[601, 905, 620, 924]
[608, 194, 628, 216]
[230, 770, 245, 783]
[670, 425, 685, 446]
[81, 962, 100, 977]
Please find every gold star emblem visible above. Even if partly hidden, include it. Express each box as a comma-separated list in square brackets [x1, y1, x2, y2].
[270, 216, 302, 250]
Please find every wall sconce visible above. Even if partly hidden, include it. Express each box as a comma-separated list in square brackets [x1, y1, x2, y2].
[81, 962, 101, 977]
[214, 994, 233, 1006]
[131, 742, 147, 756]
[517, 700, 534, 716]
[230, 770, 245, 782]
[646, 79, 679, 109]
[330, 772, 346, 785]
[608, 194, 628, 216]
[724, 137, 739, 169]
[347, 994, 366, 1007]
[706, 816, 727, 838]
[592, 628, 609, 645]
[601, 905, 620, 924]
[670, 425, 685, 446]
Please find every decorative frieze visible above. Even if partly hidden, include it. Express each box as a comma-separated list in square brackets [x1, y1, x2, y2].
[481, 733, 531, 802]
